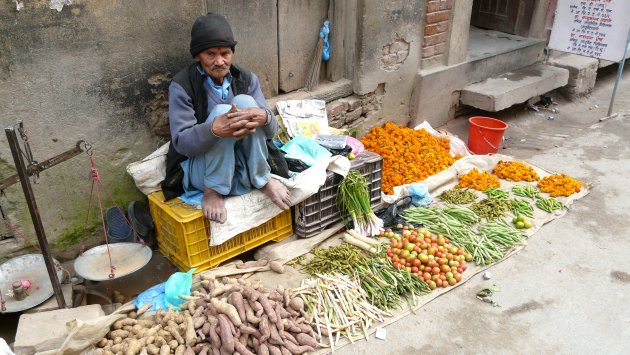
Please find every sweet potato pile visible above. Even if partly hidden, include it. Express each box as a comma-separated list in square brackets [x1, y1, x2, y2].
[95, 275, 317, 355]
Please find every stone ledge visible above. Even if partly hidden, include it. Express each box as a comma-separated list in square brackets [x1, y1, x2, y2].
[267, 79, 353, 112]
[461, 63, 569, 112]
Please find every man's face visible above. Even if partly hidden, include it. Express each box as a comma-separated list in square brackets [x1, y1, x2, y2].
[195, 47, 233, 83]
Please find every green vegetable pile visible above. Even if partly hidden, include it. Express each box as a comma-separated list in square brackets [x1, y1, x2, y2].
[470, 198, 511, 220]
[438, 188, 478, 204]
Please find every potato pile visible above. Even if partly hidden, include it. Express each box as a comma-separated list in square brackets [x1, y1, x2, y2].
[95, 275, 317, 355]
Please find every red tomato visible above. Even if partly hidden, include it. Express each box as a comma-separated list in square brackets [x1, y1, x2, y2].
[411, 266, 419, 273]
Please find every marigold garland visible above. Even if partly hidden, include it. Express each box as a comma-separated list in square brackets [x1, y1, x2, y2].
[537, 174, 582, 197]
[361, 122, 461, 195]
[492, 160, 540, 182]
[457, 168, 500, 191]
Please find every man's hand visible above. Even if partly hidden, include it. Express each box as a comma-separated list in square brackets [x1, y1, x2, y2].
[211, 105, 267, 139]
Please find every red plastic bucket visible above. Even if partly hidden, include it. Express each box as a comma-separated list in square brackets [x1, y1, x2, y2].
[467, 116, 508, 154]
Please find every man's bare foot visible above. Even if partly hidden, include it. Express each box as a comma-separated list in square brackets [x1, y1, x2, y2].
[261, 178, 291, 210]
[202, 188, 227, 223]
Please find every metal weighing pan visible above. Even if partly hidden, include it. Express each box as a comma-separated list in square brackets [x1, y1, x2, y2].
[0, 254, 64, 313]
[74, 243, 152, 281]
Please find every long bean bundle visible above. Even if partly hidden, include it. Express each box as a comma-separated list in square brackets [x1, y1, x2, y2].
[293, 273, 390, 352]
[337, 171, 383, 237]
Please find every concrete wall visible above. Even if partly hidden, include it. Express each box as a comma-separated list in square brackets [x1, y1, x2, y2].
[0, 0, 206, 259]
[352, 0, 424, 133]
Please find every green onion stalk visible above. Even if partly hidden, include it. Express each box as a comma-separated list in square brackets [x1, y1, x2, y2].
[337, 170, 384, 237]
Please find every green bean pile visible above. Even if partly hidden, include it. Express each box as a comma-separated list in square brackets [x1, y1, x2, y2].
[479, 218, 525, 248]
[470, 198, 511, 220]
[438, 188, 478, 204]
[535, 197, 566, 213]
[356, 257, 431, 310]
[510, 199, 534, 218]
[484, 188, 510, 200]
[512, 185, 541, 199]
[300, 244, 369, 276]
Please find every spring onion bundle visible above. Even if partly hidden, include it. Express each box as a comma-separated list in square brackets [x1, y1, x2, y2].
[337, 170, 383, 237]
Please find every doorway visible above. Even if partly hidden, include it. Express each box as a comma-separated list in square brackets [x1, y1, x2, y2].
[471, 0, 535, 37]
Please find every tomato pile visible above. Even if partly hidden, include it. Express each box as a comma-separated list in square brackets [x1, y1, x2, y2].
[383, 224, 472, 290]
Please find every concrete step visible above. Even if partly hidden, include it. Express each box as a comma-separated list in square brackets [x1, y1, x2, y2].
[466, 28, 547, 83]
[460, 63, 570, 112]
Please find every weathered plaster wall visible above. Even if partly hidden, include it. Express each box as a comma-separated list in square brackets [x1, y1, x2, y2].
[0, 0, 202, 259]
[353, 0, 423, 134]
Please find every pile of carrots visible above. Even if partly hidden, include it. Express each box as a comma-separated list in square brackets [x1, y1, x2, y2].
[361, 123, 461, 195]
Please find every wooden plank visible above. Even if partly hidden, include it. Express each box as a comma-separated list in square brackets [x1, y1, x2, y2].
[205, 0, 279, 97]
[343, 0, 357, 80]
[326, 0, 345, 82]
[278, 0, 329, 93]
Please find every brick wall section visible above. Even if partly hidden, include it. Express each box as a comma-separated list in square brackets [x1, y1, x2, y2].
[422, 0, 452, 69]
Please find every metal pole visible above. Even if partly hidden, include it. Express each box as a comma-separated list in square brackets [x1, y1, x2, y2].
[5, 125, 66, 309]
[607, 29, 630, 117]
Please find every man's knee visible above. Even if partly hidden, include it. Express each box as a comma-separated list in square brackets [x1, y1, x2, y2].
[232, 95, 258, 109]
[207, 103, 233, 122]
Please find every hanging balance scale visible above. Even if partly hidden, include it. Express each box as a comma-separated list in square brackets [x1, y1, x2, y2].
[0, 254, 63, 313]
[1, 122, 151, 313]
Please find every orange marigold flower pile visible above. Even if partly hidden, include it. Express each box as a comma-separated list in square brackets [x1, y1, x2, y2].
[361, 122, 461, 195]
[492, 160, 540, 182]
[537, 174, 582, 197]
[457, 168, 500, 191]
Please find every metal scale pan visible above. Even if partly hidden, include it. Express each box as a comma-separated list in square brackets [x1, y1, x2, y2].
[0, 254, 64, 313]
[73, 242, 152, 282]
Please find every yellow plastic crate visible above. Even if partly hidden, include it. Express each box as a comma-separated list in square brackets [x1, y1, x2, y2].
[148, 191, 292, 273]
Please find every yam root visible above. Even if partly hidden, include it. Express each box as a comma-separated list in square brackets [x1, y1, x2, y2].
[281, 347, 292, 355]
[184, 314, 197, 346]
[113, 319, 136, 330]
[267, 345, 282, 355]
[259, 315, 271, 343]
[295, 333, 317, 348]
[109, 330, 129, 339]
[269, 260, 284, 274]
[174, 345, 185, 355]
[258, 294, 277, 323]
[234, 342, 255, 355]
[289, 297, 304, 312]
[227, 291, 247, 324]
[183, 346, 195, 355]
[211, 298, 242, 326]
[167, 325, 184, 345]
[208, 325, 221, 349]
[201, 322, 211, 336]
[145, 344, 160, 355]
[258, 343, 270, 355]
[136, 303, 152, 317]
[283, 341, 314, 355]
[193, 316, 206, 330]
[159, 345, 170, 355]
[243, 302, 260, 325]
[255, 259, 269, 267]
[217, 314, 235, 353]
[268, 323, 284, 346]
[239, 325, 261, 339]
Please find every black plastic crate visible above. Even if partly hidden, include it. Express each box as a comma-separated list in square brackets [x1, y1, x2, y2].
[294, 151, 383, 238]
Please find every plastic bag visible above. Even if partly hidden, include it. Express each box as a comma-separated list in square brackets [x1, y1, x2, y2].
[345, 136, 365, 156]
[164, 268, 195, 310]
[314, 135, 348, 150]
[134, 282, 166, 311]
[409, 183, 432, 206]
[280, 136, 332, 167]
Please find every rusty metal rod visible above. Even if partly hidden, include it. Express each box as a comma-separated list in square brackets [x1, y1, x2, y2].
[0, 140, 85, 191]
[5, 124, 66, 309]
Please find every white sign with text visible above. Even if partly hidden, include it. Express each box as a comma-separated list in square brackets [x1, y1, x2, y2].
[549, 0, 630, 62]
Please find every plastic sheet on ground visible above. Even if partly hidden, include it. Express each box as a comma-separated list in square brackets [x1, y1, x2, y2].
[57, 154, 589, 355]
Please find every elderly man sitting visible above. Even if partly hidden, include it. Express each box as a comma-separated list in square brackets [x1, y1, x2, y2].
[162, 13, 291, 223]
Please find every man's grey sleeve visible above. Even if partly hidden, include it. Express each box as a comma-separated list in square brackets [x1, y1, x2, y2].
[168, 82, 221, 157]
[247, 73, 279, 139]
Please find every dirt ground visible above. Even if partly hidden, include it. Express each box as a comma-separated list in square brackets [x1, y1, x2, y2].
[336, 65, 630, 354]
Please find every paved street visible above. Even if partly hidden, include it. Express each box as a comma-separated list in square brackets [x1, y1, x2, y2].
[339, 65, 630, 354]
